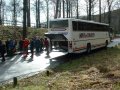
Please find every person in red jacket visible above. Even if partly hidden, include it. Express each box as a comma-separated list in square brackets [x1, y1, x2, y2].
[44, 38, 49, 56]
[23, 38, 30, 57]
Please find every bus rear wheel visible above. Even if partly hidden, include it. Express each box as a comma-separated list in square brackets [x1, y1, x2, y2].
[86, 43, 91, 54]
[105, 40, 108, 48]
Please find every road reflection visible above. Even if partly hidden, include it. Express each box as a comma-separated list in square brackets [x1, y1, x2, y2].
[0, 50, 67, 83]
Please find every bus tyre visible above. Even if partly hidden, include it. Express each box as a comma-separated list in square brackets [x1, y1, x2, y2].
[105, 40, 108, 48]
[87, 44, 91, 54]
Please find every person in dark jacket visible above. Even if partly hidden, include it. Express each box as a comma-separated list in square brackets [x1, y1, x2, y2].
[30, 38, 34, 58]
[8, 39, 14, 56]
[0, 40, 6, 62]
[19, 39, 23, 52]
[40, 38, 44, 52]
[35, 38, 41, 53]
[5, 39, 9, 55]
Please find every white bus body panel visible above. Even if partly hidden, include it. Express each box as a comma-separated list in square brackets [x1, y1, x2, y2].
[70, 31, 110, 53]
[47, 18, 110, 54]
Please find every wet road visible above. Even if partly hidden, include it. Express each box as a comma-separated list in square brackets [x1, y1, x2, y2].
[108, 38, 120, 47]
[0, 50, 67, 83]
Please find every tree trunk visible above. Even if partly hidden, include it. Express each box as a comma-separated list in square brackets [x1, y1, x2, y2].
[119, 16, 120, 33]
[13, 0, 17, 39]
[103, 9, 106, 23]
[23, 0, 27, 39]
[86, 4, 89, 20]
[66, 0, 68, 18]
[76, 0, 79, 19]
[38, 0, 40, 28]
[58, 1, 61, 18]
[71, 2, 72, 18]
[27, 0, 31, 27]
[108, 6, 111, 25]
[36, 0, 38, 28]
[68, 1, 70, 18]
[107, 0, 113, 26]
[63, 0, 65, 18]
[13, 0, 17, 26]
[0, 0, 2, 25]
[2, 3, 4, 25]
[89, 0, 91, 20]
[99, 0, 101, 22]
[46, 0, 49, 28]
[54, 0, 59, 18]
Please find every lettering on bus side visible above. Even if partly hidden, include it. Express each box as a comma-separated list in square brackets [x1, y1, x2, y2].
[79, 33, 95, 38]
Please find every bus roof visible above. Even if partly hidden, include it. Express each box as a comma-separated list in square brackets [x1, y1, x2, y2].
[50, 18, 109, 26]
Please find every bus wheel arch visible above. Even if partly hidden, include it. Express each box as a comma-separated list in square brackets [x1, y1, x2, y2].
[105, 40, 108, 48]
[86, 43, 91, 54]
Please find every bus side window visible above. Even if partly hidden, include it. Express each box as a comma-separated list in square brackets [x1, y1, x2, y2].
[72, 21, 78, 31]
[78, 21, 82, 31]
[84, 23, 86, 30]
[86, 23, 90, 31]
[82, 22, 84, 30]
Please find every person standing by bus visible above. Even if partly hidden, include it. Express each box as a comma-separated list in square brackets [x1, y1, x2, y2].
[23, 38, 30, 57]
[30, 38, 34, 58]
[44, 38, 49, 56]
[35, 37, 41, 53]
[40, 38, 44, 52]
[18, 38, 23, 53]
[8, 39, 14, 56]
[0, 40, 6, 62]
[5, 39, 9, 56]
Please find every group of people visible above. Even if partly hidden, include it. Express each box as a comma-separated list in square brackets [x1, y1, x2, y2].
[0, 39, 17, 62]
[29, 37, 49, 58]
[0, 37, 50, 62]
[22, 37, 49, 58]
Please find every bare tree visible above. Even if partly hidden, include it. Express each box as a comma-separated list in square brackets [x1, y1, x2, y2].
[101, 0, 107, 22]
[99, 0, 101, 22]
[1, 0, 5, 25]
[84, 0, 89, 19]
[35, 0, 38, 28]
[0, 0, 5, 25]
[54, 0, 60, 18]
[0, 0, 2, 25]
[63, 0, 65, 18]
[8, 0, 22, 26]
[27, 0, 31, 27]
[13, 0, 16, 26]
[35, 0, 41, 28]
[89, 0, 92, 20]
[106, 0, 114, 25]
[23, 0, 27, 38]
[44, 0, 49, 28]
[91, 0, 98, 20]
[70, 1, 73, 17]
[85, 0, 98, 20]
[38, 0, 40, 27]
[76, 0, 79, 18]
[114, 0, 120, 32]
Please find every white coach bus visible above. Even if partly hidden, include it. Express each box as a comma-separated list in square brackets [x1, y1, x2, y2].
[45, 18, 111, 53]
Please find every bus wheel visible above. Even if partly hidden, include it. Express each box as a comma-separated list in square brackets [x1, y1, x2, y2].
[105, 40, 108, 48]
[87, 43, 91, 54]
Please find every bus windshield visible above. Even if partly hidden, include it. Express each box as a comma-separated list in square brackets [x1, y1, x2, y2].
[50, 20, 68, 28]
